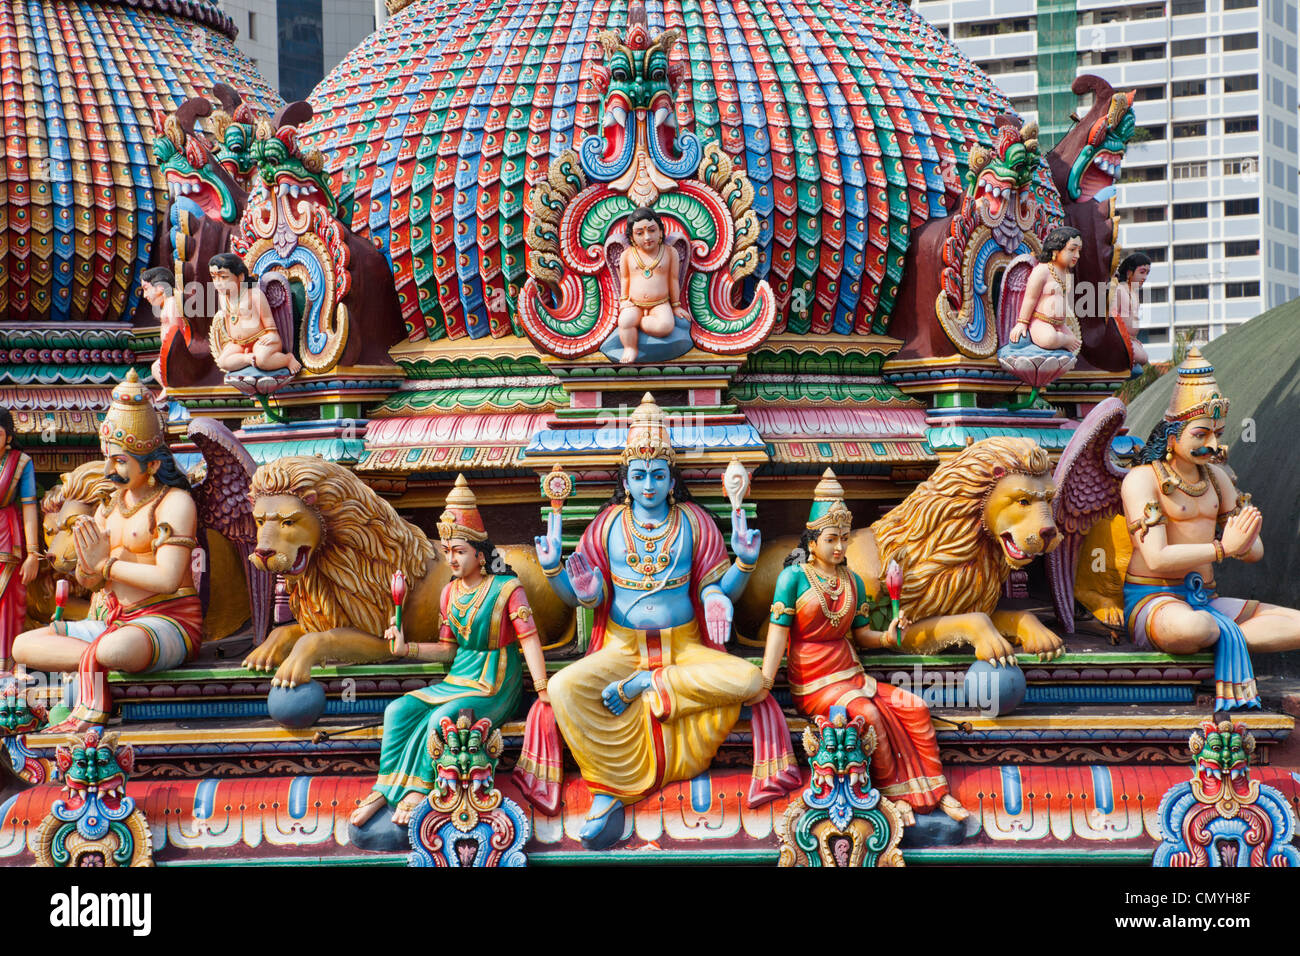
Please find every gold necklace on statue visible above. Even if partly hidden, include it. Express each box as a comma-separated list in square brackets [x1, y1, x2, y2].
[448, 576, 491, 642]
[632, 246, 663, 278]
[1155, 459, 1211, 497]
[114, 482, 167, 518]
[803, 563, 851, 627]
[621, 504, 680, 579]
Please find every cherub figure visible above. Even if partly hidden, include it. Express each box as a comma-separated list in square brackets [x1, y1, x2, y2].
[139, 267, 187, 401]
[1011, 226, 1083, 353]
[615, 208, 690, 364]
[209, 253, 302, 376]
[1111, 252, 1151, 367]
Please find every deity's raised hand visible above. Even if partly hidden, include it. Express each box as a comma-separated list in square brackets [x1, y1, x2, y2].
[535, 509, 563, 571]
[703, 588, 733, 649]
[731, 509, 761, 565]
[567, 552, 601, 604]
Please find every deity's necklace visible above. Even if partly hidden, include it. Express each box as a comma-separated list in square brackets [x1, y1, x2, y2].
[802, 563, 851, 627]
[621, 503, 680, 578]
[632, 245, 663, 278]
[448, 575, 491, 642]
[114, 482, 167, 519]
[1155, 459, 1211, 497]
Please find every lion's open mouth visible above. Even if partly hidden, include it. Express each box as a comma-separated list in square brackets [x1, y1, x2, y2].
[286, 545, 311, 576]
[1000, 533, 1029, 562]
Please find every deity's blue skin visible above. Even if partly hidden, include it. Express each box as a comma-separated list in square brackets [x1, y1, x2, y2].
[535, 456, 760, 835]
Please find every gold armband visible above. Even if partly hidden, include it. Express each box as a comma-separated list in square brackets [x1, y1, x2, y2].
[735, 557, 756, 573]
[542, 563, 563, 578]
[770, 601, 793, 619]
[509, 605, 534, 622]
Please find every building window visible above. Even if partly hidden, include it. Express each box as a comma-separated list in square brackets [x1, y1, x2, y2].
[1175, 285, 1210, 301]
[1139, 327, 1170, 343]
[1172, 0, 1206, 12]
[1146, 287, 1170, 303]
[1224, 0, 1257, 8]
[1121, 165, 1165, 183]
[1225, 116, 1259, 134]
[1137, 123, 1167, 141]
[1124, 205, 1169, 223]
[955, 18, 1034, 37]
[248, 10, 256, 41]
[1224, 198, 1260, 216]
[1225, 239, 1260, 257]
[1173, 202, 1208, 219]
[1182, 324, 1210, 342]
[1224, 75, 1259, 93]
[1133, 84, 1166, 101]
[1010, 96, 1037, 115]
[1172, 80, 1207, 97]
[1173, 121, 1208, 138]
[1172, 161, 1207, 179]
[1172, 38, 1207, 57]
[1131, 246, 1168, 262]
[1225, 281, 1261, 297]
[1133, 43, 1167, 61]
[1222, 157, 1259, 177]
[1223, 33, 1259, 51]
[1173, 243, 1209, 260]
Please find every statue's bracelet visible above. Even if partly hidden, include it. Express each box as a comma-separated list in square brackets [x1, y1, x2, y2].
[102, 556, 118, 582]
[760, 674, 775, 691]
[533, 676, 548, 692]
[1213, 540, 1226, 563]
[542, 563, 563, 578]
[735, 557, 756, 573]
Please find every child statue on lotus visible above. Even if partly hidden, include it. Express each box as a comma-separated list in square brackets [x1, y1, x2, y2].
[615, 208, 690, 364]
[349, 476, 550, 844]
[1122, 348, 1300, 711]
[1011, 225, 1083, 353]
[209, 253, 302, 376]
[534, 394, 774, 849]
[755, 470, 972, 845]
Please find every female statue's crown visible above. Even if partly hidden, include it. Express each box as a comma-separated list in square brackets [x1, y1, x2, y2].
[99, 369, 164, 455]
[437, 474, 488, 542]
[807, 468, 853, 534]
[1165, 347, 1230, 423]
[621, 392, 677, 466]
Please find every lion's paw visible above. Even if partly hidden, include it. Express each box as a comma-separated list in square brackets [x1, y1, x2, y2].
[1019, 628, 1065, 661]
[271, 654, 316, 688]
[243, 643, 287, 672]
[972, 632, 1017, 666]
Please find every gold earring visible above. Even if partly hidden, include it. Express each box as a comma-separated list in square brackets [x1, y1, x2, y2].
[1165, 446, 1173, 461]
[148, 473, 157, 487]
[669, 490, 675, 506]
[624, 492, 631, 506]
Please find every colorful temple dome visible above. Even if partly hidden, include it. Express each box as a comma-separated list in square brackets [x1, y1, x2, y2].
[305, 0, 1059, 344]
[0, 0, 280, 325]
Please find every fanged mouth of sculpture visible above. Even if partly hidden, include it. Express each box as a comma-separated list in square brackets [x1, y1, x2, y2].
[1000, 533, 1030, 563]
[276, 180, 323, 203]
[1078, 150, 1123, 202]
[166, 175, 224, 219]
[977, 178, 1018, 220]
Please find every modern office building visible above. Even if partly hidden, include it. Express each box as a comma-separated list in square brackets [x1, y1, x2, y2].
[914, 0, 1300, 361]
[222, 0, 380, 102]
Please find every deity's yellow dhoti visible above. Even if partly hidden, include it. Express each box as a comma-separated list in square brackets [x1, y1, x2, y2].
[549, 618, 763, 802]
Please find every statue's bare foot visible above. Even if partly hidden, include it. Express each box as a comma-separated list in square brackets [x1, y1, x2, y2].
[44, 714, 102, 735]
[287, 356, 302, 375]
[350, 791, 388, 827]
[391, 790, 424, 825]
[579, 795, 626, 850]
[619, 346, 639, 364]
[939, 794, 970, 822]
[600, 670, 652, 715]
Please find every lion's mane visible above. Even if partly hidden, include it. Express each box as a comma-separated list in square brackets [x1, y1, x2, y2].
[249, 457, 436, 637]
[43, 461, 115, 515]
[869, 437, 1051, 621]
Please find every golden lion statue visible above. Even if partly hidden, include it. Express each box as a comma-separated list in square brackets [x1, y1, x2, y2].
[25, 462, 116, 629]
[741, 437, 1065, 664]
[241, 456, 573, 686]
[243, 456, 443, 686]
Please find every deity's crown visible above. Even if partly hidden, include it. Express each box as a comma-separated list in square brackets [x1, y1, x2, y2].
[621, 392, 677, 467]
[437, 474, 488, 543]
[806, 468, 853, 535]
[98, 369, 164, 455]
[1165, 346, 1230, 424]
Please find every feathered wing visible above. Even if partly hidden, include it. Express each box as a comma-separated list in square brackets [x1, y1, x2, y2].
[996, 255, 1035, 346]
[259, 272, 296, 360]
[188, 417, 273, 643]
[1046, 397, 1129, 632]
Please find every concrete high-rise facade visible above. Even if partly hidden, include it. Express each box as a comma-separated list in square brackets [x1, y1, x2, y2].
[914, 0, 1300, 362]
[222, 0, 379, 103]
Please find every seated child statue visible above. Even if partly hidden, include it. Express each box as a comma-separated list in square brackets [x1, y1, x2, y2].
[615, 207, 691, 365]
[209, 252, 302, 376]
[1010, 226, 1083, 354]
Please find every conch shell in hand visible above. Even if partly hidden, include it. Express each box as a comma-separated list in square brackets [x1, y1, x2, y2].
[723, 458, 750, 511]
